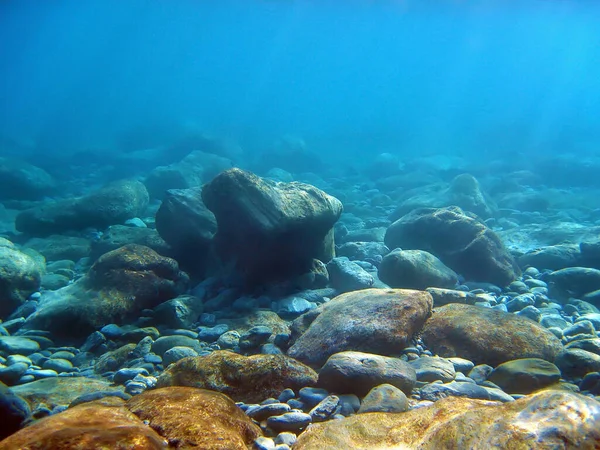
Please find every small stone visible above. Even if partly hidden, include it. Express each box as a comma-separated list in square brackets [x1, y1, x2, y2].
[0, 363, 29, 385]
[278, 388, 295, 403]
[447, 357, 474, 373]
[162, 346, 199, 367]
[274, 432, 297, 447]
[488, 358, 561, 394]
[80, 331, 106, 353]
[216, 331, 240, 349]
[197, 324, 229, 342]
[0, 337, 40, 355]
[247, 403, 291, 421]
[298, 387, 329, 409]
[468, 364, 493, 384]
[267, 412, 312, 432]
[309, 395, 340, 422]
[358, 383, 409, 413]
[42, 359, 74, 373]
[113, 368, 149, 385]
[409, 357, 456, 382]
[254, 436, 276, 450]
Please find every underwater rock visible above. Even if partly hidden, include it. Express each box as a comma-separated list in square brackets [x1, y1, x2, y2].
[23, 235, 91, 262]
[156, 350, 317, 403]
[336, 241, 390, 261]
[547, 267, 600, 302]
[419, 380, 512, 402]
[409, 356, 457, 383]
[385, 206, 520, 286]
[317, 351, 417, 396]
[0, 381, 30, 441]
[256, 135, 323, 174]
[517, 244, 582, 271]
[15, 179, 149, 236]
[10, 377, 124, 411]
[0, 239, 43, 319]
[90, 225, 169, 259]
[22, 245, 188, 339]
[445, 173, 495, 219]
[155, 186, 217, 268]
[326, 257, 374, 292]
[202, 168, 342, 285]
[378, 249, 458, 290]
[293, 390, 600, 450]
[421, 304, 564, 366]
[425, 287, 478, 306]
[0, 157, 56, 201]
[144, 150, 233, 199]
[127, 387, 261, 450]
[0, 397, 167, 450]
[153, 295, 203, 329]
[555, 348, 600, 379]
[357, 383, 409, 414]
[488, 358, 561, 394]
[288, 289, 433, 368]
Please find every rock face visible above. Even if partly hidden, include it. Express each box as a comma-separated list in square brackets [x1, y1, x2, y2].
[378, 249, 458, 290]
[385, 206, 520, 287]
[127, 387, 261, 449]
[155, 187, 217, 268]
[0, 239, 43, 319]
[0, 398, 167, 450]
[293, 390, 600, 450]
[317, 351, 417, 396]
[15, 179, 149, 236]
[22, 245, 188, 338]
[156, 350, 318, 403]
[0, 157, 56, 201]
[202, 168, 342, 285]
[144, 150, 233, 199]
[288, 289, 433, 368]
[421, 304, 564, 366]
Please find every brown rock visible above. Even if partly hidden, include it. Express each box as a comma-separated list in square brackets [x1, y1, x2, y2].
[0, 398, 167, 450]
[422, 304, 563, 366]
[294, 390, 600, 450]
[288, 289, 433, 368]
[127, 387, 261, 449]
[156, 350, 317, 403]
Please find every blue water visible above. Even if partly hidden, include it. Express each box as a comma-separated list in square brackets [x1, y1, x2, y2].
[1, 0, 599, 163]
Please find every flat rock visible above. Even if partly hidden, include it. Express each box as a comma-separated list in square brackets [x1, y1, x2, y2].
[421, 304, 564, 366]
[293, 391, 600, 449]
[288, 289, 433, 368]
[156, 350, 317, 403]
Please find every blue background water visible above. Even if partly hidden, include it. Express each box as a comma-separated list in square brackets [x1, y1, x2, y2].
[1, 0, 599, 162]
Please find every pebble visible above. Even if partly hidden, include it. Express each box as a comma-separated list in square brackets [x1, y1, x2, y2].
[162, 346, 199, 367]
[275, 432, 297, 447]
[447, 357, 474, 373]
[6, 355, 32, 367]
[267, 412, 312, 432]
[337, 394, 361, 416]
[247, 403, 291, 421]
[278, 389, 295, 403]
[540, 314, 569, 329]
[124, 381, 147, 396]
[42, 358, 74, 373]
[468, 364, 493, 384]
[27, 369, 58, 379]
[216, 331, 240, 349]
[113, 368, 149, 385]
[358, 383, 408, 413]
[254, 437, 276, 450]
[563, 320, 596, 338]
[0, 362, 29, 385]
[197, 324, 229, 342]
[298, 387, 329, 409]
[80, 331, 107, 353]
[309, 395, 340, 422]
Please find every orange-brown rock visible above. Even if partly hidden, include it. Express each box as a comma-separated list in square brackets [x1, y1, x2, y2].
[127, 387, 261, 449]
[294, 390, 600, 449]
[156, 350, 317, 403]
[0, 398, 167, 450]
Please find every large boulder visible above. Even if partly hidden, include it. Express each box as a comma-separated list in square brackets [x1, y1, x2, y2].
[385, 206, 520, 286]
[378, 249, 458, 290]
[288, 289, 433, 368]
[0, 157, 56, 201]
[155, 187, 217, 268]
[126, 387, 261, 450]
[0, 398, 166, 450]
[22, 244, 188, 339]
[421, 304, 564, 366]
[202, 168, 342, 285]
[15, 179, 149, 236]
[156, 350, 317, 403]
[0, 239, 43, 319]
[293, 390, 600, 450]
[144, 150, 233, 199]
